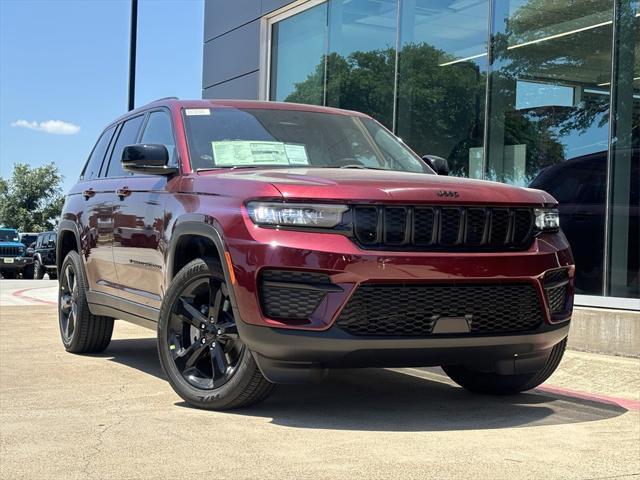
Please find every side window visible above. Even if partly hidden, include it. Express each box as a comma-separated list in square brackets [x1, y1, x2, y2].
[141, 111, 176, 165]
[81, 125, 116, 180]
[36, 236, 43, 248]
[106, 115, 145, 178]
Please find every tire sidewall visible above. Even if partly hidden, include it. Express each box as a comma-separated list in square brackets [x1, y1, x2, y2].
[157, 258, 259, 409]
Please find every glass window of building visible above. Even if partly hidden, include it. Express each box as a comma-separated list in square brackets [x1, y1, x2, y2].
[269, 3, 328, 104]
[396, 0, 489, 178]
[325, 0, 398, 128]
[608, 0, 639, 299]
[487, 0, 614, 295]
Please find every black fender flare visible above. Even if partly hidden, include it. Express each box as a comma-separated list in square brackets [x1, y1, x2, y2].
[165, 220, 242, 322]
[56, 220, 82, 271]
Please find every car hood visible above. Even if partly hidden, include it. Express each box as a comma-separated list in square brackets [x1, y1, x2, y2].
[0, 241, 24, 247]
[208, 168, 556, 205]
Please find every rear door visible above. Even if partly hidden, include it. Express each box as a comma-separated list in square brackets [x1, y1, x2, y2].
[110, 110, 175, 308]
[74, 124, 120, 295]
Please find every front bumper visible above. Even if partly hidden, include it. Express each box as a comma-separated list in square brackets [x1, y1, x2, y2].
[226, 223, 574, 331]
[239, 321, 570, 383]
[0, 257, 34, 270]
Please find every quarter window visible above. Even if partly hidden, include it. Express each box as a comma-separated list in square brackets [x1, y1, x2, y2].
[82, 125, 116, 180]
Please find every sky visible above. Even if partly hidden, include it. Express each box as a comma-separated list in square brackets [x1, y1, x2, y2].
[0, 0, 204, 193]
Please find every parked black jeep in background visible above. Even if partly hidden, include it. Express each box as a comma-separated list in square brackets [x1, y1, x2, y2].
[33, 232, 57, 279]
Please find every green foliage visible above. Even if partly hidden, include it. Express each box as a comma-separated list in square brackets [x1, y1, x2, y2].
[0, 163, 65, 232]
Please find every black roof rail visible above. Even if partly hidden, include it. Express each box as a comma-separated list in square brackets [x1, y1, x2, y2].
[151, 96, 179, 102]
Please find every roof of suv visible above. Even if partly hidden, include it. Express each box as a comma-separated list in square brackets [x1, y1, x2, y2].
[114, 98, 369, 125]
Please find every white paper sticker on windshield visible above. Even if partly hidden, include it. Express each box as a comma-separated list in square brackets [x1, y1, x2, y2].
[211, 141, 291, 166]
[185, 108, 211, 116]
[284, 144, 309, 165]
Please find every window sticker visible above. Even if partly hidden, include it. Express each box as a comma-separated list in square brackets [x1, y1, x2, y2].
[185, 108, 211, 116]
[211, 141, 290, 166]
[284, 144, 309, 165]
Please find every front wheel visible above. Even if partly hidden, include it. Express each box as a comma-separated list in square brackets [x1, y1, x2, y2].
[157, 258, 274, 410]
[442, 338, 567, 395]
[34, 259, 45, 279]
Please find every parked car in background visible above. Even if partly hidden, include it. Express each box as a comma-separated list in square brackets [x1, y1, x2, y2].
[32, 231, 57, 279]
[19, 232, 38, 248]
[0, 228, 34, 279]
[56, 98, 574, 410]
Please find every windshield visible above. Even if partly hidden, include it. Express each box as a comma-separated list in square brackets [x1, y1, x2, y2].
[183, 107, 431, 174]
[0, 229, 19, 242]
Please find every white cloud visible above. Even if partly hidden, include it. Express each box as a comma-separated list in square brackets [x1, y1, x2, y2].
[11, 119, 80, 135]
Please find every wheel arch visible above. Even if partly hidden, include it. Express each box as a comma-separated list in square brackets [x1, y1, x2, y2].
[57, 220, 81, 272]
[166, 220, 241, 320]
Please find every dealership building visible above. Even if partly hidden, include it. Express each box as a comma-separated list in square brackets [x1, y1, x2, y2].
[201, 0, 639, 325]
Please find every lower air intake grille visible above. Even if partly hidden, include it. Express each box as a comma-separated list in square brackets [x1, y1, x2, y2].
[544, 269, 570, 314]
[260, 270, 332, 320]
[336, 283, 544, 336]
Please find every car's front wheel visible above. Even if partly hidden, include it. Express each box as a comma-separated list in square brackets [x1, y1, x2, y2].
[34, 258, 45, 279]
[442, 338, 567, 395]
[157, 257, 274, 410]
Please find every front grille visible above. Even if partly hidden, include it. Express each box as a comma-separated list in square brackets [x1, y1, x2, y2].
[352, 205, 535, 251]
[260, 270, 332, 320]
[544, 269, 570, 314]
[336, 283, 544, 336]
[0, 246, 21, 257]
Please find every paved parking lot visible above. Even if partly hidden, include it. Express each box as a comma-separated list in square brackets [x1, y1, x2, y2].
[0, 279, 639, 480]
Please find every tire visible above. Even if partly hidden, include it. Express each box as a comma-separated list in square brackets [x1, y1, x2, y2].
[157, 257, 274, 410]
[22, 263, 35, 279]
[1, 271, 15, 279]
[442, 337, 567, 395]
[58, 250, 114, 353]
[34, 258, 45, 279]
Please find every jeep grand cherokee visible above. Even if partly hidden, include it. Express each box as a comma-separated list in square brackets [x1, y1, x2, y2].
[57, 98, 573, 409]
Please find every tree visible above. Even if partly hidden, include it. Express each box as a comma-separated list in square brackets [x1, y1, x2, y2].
[0, 162, 65, 232]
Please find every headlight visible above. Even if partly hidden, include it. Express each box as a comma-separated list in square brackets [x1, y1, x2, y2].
[534, 208, 560, 231]
[247, 202, 348, 228]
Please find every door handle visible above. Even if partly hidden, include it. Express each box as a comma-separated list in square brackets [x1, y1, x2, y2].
[116, 187, 131, 200]
[82, 189, 95, 200]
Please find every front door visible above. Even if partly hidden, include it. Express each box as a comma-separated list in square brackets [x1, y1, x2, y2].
[111, 110, 177, 308]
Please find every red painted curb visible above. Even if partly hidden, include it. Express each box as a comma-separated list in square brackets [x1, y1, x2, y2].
[537, 384, 640, 412]
[11, 285, 58, 305]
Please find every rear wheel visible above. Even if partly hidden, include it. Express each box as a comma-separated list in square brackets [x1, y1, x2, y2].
[157, 257, 274, 410]
[442, 338, 567, 395]
[58, 250, 114, 353]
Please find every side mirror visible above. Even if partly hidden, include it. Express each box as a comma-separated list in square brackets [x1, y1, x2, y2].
[422, 155, 450, 176]
[122, 144, 178, 175]
[26, 247, 35, 257]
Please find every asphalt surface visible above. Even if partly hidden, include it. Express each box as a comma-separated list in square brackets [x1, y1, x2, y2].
[1, 279, 639, 480]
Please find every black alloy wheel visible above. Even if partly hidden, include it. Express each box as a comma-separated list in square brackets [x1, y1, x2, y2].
[59, 263, 78, 343]
[167, 275, 244, 390]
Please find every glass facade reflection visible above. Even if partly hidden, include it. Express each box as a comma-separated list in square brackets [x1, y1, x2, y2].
[268, 0, 640, 302]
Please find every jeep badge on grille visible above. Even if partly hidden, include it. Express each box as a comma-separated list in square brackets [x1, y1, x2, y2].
[437, 190, 459, 197]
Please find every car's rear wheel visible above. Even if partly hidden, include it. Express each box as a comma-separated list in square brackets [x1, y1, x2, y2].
[442, 338, 567, 395]
[157, 257, 274, 410]
[58, 250, 114, 353]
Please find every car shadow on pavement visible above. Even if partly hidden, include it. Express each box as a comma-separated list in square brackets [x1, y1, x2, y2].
[102, 338, 627, 432]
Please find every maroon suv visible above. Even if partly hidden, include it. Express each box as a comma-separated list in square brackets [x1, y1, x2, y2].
[57, 98, 574, 409]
